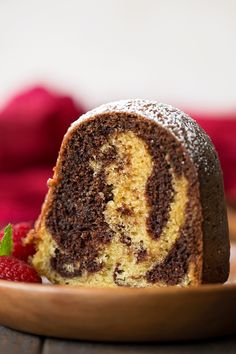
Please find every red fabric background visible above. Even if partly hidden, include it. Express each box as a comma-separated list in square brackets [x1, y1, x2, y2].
[191, 113, 236, 202]
[0, 87, 85, 226]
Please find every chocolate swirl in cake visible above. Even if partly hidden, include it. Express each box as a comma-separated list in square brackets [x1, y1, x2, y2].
[45, 114, 200, 285]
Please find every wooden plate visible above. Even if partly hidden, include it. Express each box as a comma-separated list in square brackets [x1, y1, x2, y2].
[0, 243, 235, 342]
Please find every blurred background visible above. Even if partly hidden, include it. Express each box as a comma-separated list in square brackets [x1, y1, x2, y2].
[1, 0, 236, 109]
[0, 0, 236, 240]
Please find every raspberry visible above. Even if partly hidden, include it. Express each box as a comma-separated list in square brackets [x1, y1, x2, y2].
[0, 256, 42, 283]
[0, 222, 35, 262]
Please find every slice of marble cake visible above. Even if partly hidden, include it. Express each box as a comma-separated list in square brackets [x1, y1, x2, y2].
[30, 100, 229, 287]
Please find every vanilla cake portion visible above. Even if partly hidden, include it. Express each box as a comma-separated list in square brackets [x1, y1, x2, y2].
[31, 100, 230, 287]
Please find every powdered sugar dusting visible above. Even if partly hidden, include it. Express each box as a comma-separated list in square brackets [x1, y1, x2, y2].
[70, 99, 219, 175]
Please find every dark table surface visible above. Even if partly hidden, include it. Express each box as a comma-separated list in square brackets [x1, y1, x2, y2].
[1, 326, 236, 354]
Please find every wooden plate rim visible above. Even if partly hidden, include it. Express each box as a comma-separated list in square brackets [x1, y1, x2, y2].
[0, 279, 235, 296]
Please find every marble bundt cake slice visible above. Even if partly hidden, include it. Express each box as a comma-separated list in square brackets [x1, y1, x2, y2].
[31, 100, 229, 287]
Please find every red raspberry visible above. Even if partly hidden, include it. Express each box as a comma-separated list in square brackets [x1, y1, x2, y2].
[0, 222, 35, 262]
[0, 256, 42, 283]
